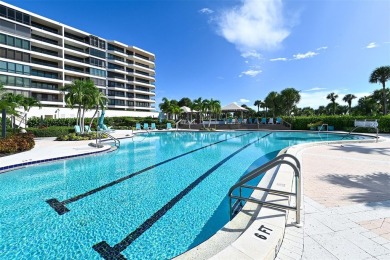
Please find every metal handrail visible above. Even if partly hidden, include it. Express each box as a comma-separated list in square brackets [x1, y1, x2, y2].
[175, 119, 182, 130]
[105, 132, 120, 147]
[228, 154, 301, 225]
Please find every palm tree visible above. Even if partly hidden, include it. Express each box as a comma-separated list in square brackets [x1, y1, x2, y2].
[280, 88, 301, 116]
[159, 97, 172, 120]
[369, 66, 390, 114]
[264, 91, 279, 118]
[342, 94, 356, 114]
[254, 100, 262, 112]
[63, 79, 97, 133]
[208, 99, 221, 128]
[88, 90, 107, 130]
[326, 92, 339, 115]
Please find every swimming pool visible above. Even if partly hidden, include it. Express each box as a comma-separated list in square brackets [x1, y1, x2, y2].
[0, 131, 371, 259]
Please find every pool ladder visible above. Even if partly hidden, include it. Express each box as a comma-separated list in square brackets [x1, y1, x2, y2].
[228, 154, 301, 225]
[96, 131, 120, 147]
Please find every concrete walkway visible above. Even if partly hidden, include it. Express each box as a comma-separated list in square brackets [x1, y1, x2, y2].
[300, 139, 390, 260]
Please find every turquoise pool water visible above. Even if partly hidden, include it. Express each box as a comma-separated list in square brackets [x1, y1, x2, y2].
[0, 131, 371, 259]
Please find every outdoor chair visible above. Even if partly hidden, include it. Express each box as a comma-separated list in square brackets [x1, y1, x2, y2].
[254, 118, 259, 124]
[143, 123, 149, 130]
[135, 123, 141, 131]
[74, 125, 81, 134]
[268, 118, 274, 124]
[276, 117, 282, 124]
[248, 118, 253, 124]
[166, 122, 172, 130]
[150, 123, 156, 130]
[84, 125, 91, 133]
[261, 118, 267, 124]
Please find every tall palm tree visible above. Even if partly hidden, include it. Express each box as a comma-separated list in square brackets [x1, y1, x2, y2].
[63, 79, 97, 133]
[63, 80, 85, 129]
[342, 94, 356, 114]
[208, 99, 221, 128]
[280, 88, 301, 116]
[88, 90, 107, 129]
[369, 66, 390, 114]
[254, 100, 262, 112]
[264, 91, 279, 118]
[159, 97, 172, 120]
[326, 92, 339, 115]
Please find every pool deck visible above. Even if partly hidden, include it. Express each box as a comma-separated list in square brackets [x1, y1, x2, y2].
[1, 130, 390, 259]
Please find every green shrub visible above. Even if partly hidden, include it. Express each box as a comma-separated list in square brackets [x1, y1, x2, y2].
[0, 133, 35, 154]
[283, 115, 390, 133]
[27, 126, 74, 137]
[56, 132, 107, 141]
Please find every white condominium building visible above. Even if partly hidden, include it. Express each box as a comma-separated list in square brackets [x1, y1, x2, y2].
[0, 1, 156, 115]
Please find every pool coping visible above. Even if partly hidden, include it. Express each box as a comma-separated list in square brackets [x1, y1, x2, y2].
[0, 142, 114, 174]
[176, 132, 382, 260]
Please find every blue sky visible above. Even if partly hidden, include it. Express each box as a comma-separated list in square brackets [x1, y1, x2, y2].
[4, 0, 390, 110]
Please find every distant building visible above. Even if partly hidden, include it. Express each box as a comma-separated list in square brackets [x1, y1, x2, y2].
[0, 1, 157, 118]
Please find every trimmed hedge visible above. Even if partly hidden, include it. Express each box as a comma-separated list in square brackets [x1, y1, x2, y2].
[27, 116, 174, 130]
[0, 133, 35, 154]
[283, 115, 390, 133]
[27, 126, 74, 137]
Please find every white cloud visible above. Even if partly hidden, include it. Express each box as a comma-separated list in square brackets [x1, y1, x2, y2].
[316, 46, 328, 51]
[366, 42, 377, 49]
[199, 8, 214, 14]
[239, 98, 250, 103]
[215, 0, 290, 54]
[270, 57, 288, 62]
[293, 51, 318, 60]
[239, 69, 262, 77]
[299, 89, 369, 109]
[303, 87, 327, 92]
[241, 50, 262, 59]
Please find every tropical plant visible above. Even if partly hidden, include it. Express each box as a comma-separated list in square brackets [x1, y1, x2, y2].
[178, 97, 192, 108]
[326, 92, 339, 115]
[159, 97, 172, 120]
[88, 90, 107, 130]
[63, 79, 98, 133]
[208, 98, 221, 128]
[342, 94, 357, 114]
[369, 66, 390, 115]
[254, 100, 262, 112]
[280, 88, 301, 116]
[264, 91, 279, 118]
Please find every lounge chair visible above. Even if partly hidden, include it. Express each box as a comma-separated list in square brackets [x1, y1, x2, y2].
[166, 122, 172, 130]
[99, 124, 114, 132]
[143, 123, 149, 130]
[74, 125, 81, 134]
[268, 118, 274, 124]
[254, 118, 259, 124]
[84, 125, 91, 133]
[248, 118, 253, 124]
[150, 123, 156, 130]
[237, 118, 242, 124]
[276, 117, 282, 124]
[227, 118, 233, 124]
[261, 118, 267, 124]
[135, 123, 141, 131]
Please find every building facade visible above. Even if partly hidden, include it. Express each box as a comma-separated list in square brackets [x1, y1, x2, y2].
[0, 1, 156, 118]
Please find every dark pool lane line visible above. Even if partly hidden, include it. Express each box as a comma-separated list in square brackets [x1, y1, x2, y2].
[46, 132, 256, 215]
[92, 133, 272, 259]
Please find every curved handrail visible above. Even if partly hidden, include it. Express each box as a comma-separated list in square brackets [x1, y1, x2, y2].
[235, 153, 300, 186]
[228, 154, 301, 224]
